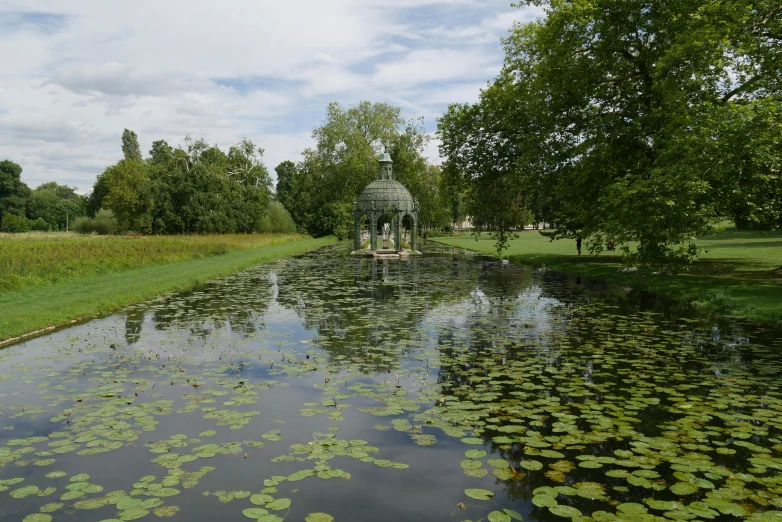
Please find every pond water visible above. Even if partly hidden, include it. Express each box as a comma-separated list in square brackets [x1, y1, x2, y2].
[2, 244, 782, 522]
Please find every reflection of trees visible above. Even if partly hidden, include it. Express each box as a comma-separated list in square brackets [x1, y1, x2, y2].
[123, 270, 274, 342]
[272, 253, 518, 371]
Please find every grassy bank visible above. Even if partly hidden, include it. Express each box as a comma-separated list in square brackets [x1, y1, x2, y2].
[432, 226, 782, 326]
[0, 235, 336, 345]
[0, 232, 311, 292]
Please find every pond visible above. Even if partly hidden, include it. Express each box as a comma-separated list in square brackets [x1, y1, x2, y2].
[1, 244, 782, 522]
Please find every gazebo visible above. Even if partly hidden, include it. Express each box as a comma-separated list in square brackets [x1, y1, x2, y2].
[353, 151, 418, 253]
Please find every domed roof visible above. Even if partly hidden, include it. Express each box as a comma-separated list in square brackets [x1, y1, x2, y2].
[356, 179, 415, 214]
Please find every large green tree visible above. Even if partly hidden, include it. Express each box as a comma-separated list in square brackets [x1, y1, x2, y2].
[439, 0, 782, 265]
[274, 160, 297, 216]
[0, 160, 31, 218]
[290, 101, 438, 238]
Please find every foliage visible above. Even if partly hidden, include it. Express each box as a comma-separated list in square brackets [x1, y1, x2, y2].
[71, 216, 93, 234]
[438, 0, 782, 265]
[0, 160, 31, 219]
[72, 209, 117, 235]
[256, 201, 297, 234]
[89, 134, 273, 234]
[101, 159, 152, 233]
[0, 213, 30, 233]
[27, 182, 86, 230]
[286, 101, 448, 237]
[274, 161, 297, 216]
[146, 138, 272, 234]
[122, 128, 143, 162]
[30, 217, 48, 231]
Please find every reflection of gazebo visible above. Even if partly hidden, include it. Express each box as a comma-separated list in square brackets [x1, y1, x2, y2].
[353, 151, 418, 252]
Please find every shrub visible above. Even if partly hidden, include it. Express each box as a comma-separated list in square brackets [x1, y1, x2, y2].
[256, 201, 297, 234]
[71, 216, 94, 234]
[30, 217, 49, 231]
[72, 209, 117, 235]
[93, 209, 117, 235]
[0, 213, 31, 233]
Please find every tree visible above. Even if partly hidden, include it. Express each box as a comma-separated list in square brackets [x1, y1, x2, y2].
[274, 160, 297, 214]
[102, 159, 153, 232]
[0, 160, 31, 218]
[292, 101, 433, 238]
[439, 0, 782, 265]
[28, 182, 86, 230]
[122, 129, 143, 162]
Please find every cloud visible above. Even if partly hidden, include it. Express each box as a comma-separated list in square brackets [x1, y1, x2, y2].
[0, 0, 538, 192]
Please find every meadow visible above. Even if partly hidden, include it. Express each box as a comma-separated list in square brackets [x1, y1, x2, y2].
[433, 225, 782, 326]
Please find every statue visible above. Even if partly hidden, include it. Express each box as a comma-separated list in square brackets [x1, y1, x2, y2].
[382, 222, 390, 249]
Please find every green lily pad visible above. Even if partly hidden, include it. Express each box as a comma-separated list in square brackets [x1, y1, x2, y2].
[465, 449, 487, 459]
[117, 498, 142, 510]
[488, 511, 511, 522]
[670, 482, 698, 495]
[487, 459, 510, 469]
[251, 494, 274, 505]
[549, 505, 582, 518]
[23, 515, 53, 522]
[154, 506, 180, 517]
[464, 488, 494, 500]
[243, 508, 270, 519]
[266, 498, 291, 510]
[305, 514, 334, 522]
[532, 494, 557, 508]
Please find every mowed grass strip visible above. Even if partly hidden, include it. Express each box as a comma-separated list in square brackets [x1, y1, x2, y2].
[432, 225, 782, 326]
[0, 235, 336, 344]
[0, 232, 311, 292]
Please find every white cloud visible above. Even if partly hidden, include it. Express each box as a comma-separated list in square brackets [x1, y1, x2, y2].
[0, 0, 539, 192]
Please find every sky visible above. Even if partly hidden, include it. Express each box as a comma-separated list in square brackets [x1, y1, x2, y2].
[0, 0, 543, 193]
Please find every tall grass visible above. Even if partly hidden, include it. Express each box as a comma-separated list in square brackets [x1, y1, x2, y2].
[0, 233, 308, 292]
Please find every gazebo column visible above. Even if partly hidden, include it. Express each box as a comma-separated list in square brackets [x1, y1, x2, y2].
[412, 215, 418, 251]
[370, 212, 378, 251]
[354, 212, 361, 251]
[395, 211, 403, 250]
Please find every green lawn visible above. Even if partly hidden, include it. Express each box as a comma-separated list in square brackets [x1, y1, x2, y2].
[0, 235, 336, 345]
[432, 226, 782, 326]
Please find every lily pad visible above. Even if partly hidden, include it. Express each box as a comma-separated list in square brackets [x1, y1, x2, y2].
[266, 498, 291, 510]
[464, 488, 494, 500]
[305, 514, 334, 522]
[488, 511, 511, 522]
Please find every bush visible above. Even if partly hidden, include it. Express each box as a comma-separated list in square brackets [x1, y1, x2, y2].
[72, 209, 117, 235]
[93, 209, 117, 235]
[30, 217, 49, 231]
[0, 214, 31, 233]
[256, 201, 297, 234]
[71, 216, 94, 234]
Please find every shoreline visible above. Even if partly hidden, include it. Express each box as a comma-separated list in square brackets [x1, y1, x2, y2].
[428, 236, 782, 328]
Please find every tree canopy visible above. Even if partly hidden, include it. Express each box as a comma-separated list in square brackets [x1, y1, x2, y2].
[280, 101, 450, 238]
[438, 0, 782, 265]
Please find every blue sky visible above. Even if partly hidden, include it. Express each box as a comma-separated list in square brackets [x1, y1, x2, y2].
[0, 0, 543, 192]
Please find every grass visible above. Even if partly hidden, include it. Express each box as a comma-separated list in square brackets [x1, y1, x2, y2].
[0, 235, 336, 345]
[431, 225, 782, 326]
[0, 232, 311, 292]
